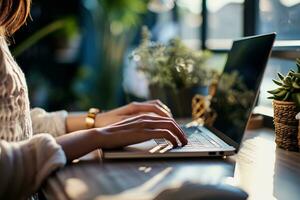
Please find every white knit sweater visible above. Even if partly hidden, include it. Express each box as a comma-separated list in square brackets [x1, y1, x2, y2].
[0, 37, 67, 199]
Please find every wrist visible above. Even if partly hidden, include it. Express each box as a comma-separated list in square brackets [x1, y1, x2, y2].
[92, 128, 112, 149]
[86, 128, 104, 149]
[85, 108, 101, 129]
[94, 113, 103, 128]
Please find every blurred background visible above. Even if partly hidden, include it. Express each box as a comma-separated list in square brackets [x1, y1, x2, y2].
[11, 0, 300, 115]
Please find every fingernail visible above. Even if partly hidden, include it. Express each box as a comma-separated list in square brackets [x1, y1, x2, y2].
[159, 144, 174, 153]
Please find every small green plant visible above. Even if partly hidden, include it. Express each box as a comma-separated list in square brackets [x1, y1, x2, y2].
[130, 26, 217, 90]
[267, 58, 300, 107]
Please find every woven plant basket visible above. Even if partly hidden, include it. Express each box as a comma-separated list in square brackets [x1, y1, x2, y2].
[273, 100, 299, 151]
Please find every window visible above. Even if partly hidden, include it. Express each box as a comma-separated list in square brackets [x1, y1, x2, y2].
[177, 0, 203, 49]
[206, 0, 244, 49]
[258, 0, 300, 40]
[256, 0, 300, 111]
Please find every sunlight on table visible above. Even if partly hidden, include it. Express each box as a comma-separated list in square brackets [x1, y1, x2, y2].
[234, 136, 277, 200]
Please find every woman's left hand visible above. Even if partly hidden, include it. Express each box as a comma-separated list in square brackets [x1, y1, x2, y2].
[95, 100, 172, 128]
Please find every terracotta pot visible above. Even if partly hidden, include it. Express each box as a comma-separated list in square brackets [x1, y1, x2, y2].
[149, 85, 208, 118]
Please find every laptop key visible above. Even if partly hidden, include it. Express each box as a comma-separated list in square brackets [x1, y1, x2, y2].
[154, 138, 167, 145]
[159, 145, 173, 153]
[149, 144, 167, 154]
[154, 128, 220, 150]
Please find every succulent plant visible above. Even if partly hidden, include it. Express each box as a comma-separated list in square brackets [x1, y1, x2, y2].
[267, 58, 300, 108]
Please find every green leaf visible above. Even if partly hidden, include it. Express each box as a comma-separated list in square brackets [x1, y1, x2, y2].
[292, 93, 300, 109]
[291, 72, 300, 79]
[274, 89, 287, 98]
[287, 71, 294, 77]
[13, 18, 75, 57]
[267, 88, 283, 94]
[292, 82, 300, 89]
[272, 79, 283, 86]
[277, 72, 285, 81]
[282, 91, 291, 101]
[267, 96, 275, 99]
[284, 76, 292, 86]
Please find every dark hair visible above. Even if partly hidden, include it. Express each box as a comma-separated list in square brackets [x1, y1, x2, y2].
[0, 0, 31, 36]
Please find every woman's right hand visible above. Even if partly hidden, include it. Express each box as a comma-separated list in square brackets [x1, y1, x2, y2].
[95, 114, 188, 149]
[57, 114, 187, 162]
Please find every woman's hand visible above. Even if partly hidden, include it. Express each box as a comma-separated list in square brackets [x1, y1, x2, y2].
[96, 114, 188, 149]
[95, 100, 172, 128]
[65, 100, 172, 133]
[57, 114, 187, 162]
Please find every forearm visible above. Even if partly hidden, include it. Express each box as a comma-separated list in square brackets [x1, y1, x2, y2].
[66, 112, 114, 132]
[66, 113, 87, 133]
[56, 129, 100, 162]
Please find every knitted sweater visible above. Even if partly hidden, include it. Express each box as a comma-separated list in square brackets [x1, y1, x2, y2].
[0, 37, 67, 199]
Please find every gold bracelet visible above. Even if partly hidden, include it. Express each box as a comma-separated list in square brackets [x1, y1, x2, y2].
[85, 108, 100, 129]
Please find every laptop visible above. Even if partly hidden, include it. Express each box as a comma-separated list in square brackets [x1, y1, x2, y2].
[104, 33, 276, 159]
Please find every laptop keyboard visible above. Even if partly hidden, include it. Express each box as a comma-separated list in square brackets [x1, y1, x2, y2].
[154, 126, 221, 150]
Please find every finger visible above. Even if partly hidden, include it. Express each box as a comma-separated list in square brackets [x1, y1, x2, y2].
[146, 129, 178, 147]
[146, 100, 172, 115]
[115, 119, 188, 145]
[95, 114, 133, 127]
[111, 114, 171, 126]
[134, 115, 188, 145]
[129, 102, 172, 117]
[141, 120, 188, 145]
[115, 129, 178, 147]
[101, 128, 178, 149]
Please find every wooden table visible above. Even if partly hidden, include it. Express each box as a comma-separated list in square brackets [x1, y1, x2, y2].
[42, 128, 300, 200]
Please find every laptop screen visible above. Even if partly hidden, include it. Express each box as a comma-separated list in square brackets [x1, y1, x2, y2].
[209, 33, 276, 148]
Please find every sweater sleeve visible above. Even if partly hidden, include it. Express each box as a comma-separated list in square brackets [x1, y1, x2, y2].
[31, 108, 68, 137]
[0, 134, 66, 199]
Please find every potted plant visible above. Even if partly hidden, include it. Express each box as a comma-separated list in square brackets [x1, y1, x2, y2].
[130, 26, 217, 117]
[268, 58, 300, 151]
